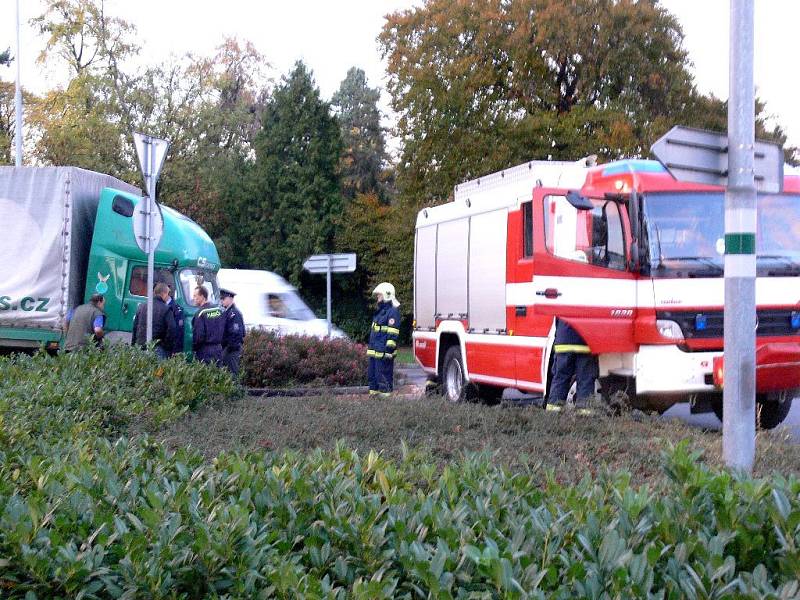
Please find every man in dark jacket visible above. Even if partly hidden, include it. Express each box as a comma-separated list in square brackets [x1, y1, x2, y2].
[547, 319, 598, 408]
[367, 282, 401, 397]
[220, 287, 245, 376]
[165, 284, 185, 355]
[131, 282, 177, 360]
[191, 286, 225, 364]
[64, 293, 106, 352]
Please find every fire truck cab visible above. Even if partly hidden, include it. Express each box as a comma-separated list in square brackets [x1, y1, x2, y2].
[412, 158, 800, 428]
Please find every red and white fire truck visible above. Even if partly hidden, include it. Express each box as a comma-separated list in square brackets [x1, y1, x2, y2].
[412, 157, 800, 428]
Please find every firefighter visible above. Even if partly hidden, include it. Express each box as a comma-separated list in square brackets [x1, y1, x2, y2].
[191, 286, 225, 364]
[367, 282, 401, 397]
[547, 319, 598, 407]
[220, 287, 245, 376]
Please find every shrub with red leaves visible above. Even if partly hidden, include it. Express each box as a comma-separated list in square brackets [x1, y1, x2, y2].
[242, 330, 369, 387]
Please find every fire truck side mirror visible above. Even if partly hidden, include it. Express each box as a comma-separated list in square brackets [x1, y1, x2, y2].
[566, 190, 594, 211]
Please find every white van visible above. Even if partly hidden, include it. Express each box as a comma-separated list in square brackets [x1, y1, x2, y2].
[217, 268, 347, 339]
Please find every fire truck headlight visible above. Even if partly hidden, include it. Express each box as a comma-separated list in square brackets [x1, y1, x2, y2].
[656, 319, 684, 340]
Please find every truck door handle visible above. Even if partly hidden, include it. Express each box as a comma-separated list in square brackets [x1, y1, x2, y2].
[536, 288, 562, 299]
[122, 302, 129, 315]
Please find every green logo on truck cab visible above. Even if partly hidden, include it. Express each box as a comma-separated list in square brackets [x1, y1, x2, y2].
[0, 296, 50, 312]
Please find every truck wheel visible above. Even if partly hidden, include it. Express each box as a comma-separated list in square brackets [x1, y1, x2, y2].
[477, 384, 504, 406]
[757, 391, 794, 430]
[442, 346, 476, 403]
[710, 390, 794, 430]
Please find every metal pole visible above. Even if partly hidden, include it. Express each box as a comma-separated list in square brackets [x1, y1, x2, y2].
[14, 0, 22, 167]
[326, 255, 332, 338]
[145, 139, 155, 343]
[723, 0, 756, 472]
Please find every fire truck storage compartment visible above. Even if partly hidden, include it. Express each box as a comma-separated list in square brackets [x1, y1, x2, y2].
[414, 225, 437, 329]
[468, 209, 507, 332]
[436, 219, 469, 319]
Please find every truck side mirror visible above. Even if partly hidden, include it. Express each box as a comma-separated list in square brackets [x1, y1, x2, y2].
[566, 190, 594, 211]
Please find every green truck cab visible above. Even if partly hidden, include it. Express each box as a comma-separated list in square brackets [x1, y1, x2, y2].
[0, 167, 220, 351]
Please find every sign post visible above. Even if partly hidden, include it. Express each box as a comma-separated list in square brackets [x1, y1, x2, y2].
[651, 1, 783, 473]
[303, 253, 357, 338]
[133, 132, 170, 343]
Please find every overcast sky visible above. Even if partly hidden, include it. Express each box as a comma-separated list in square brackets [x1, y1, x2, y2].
[2, 0, 799, 148]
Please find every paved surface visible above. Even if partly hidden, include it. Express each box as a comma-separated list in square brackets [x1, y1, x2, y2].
[395, 363, 800, 440]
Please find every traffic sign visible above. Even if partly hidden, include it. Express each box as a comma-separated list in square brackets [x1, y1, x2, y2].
[303, 253, 357, 274]
[133, 132, 169, 187]
[650, 125, 784, 194]
[132, 198, 164, 254]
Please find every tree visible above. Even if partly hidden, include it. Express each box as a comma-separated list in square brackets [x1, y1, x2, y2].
[0, 49, 10, 67]
[245, 62, 343, 285]
[378, 0, 794, 315]
[331, 67, 389, 201]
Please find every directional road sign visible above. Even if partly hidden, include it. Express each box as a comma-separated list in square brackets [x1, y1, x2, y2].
[651, 125, 783, 194]
[132, 198, 164, 254]
[303, 253, 357, 274]
[133, 132, 169, 188]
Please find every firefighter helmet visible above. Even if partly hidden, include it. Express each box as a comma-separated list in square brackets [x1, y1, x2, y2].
[372, 282, 400, 307]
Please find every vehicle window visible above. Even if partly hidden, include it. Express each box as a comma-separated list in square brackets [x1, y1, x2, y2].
[129, 266, 175, 297]
[543, 195, 627, 270]
[266, 292, 315, 320]
[522, 201, 533, 257]
[179, 268, 219, 304]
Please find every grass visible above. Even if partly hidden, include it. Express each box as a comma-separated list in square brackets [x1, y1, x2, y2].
[154, 393, 800, 487]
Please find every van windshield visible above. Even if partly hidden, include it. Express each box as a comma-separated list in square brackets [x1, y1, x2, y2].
[237, 290, 316, 321]
[642, 192, 800, 277]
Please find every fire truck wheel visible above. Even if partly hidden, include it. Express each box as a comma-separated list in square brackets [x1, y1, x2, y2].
[710, 391, 795, 430]
[442, 346, 477, 403]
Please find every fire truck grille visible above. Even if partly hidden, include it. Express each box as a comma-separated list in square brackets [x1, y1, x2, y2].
[656, 309, 800, 339]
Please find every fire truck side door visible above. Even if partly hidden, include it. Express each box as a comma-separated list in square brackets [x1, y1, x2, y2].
[530, 189, 637, 356]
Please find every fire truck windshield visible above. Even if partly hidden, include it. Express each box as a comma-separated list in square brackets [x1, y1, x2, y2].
[642, 192, 800, 277]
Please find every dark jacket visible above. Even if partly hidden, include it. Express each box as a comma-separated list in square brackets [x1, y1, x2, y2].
[367, 301, 401, 359]
[192, 302, 225, 363]
[167, 300, 186, 354]
[131, 297, 176, 348]
[222, 303, 245, 351]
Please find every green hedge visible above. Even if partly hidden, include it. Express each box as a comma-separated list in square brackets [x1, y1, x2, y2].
[2, 347, 800, 597]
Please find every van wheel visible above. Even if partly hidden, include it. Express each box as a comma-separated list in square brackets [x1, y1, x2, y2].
[710, 390, 794, 430]
[442, 346, 476, 403]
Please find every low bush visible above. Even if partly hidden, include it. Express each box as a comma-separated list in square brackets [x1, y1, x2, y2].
[0, 344, 240, 448]
[1, 439, 800, 598]
[241, 330, 368, 388]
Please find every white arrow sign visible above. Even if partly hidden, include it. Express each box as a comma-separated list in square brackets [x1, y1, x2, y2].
[303, 253, 357, 274]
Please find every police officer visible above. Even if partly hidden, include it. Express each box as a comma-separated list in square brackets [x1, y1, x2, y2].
[220, 287, 245, 376]
[547, 319, 598, 408]
[191, 286, 225, 364]
[367, 282, 401, 397]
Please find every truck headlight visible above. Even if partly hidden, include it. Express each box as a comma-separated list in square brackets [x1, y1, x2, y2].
[656, 319, 684, 340]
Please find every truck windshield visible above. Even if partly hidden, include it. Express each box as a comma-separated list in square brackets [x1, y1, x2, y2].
[179, 268, 220, 304]
[642, 192, 800, 277]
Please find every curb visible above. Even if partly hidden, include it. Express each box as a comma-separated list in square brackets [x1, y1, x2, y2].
[248, 386, 368, 397]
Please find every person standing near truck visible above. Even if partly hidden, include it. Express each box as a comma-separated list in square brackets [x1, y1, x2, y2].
[367, 282, 401, 397]
[191, 286, 225, 364]
[165, 284, 186, 355]
[63, 293, 106, 352]
[131, 283, 177, 360]
[547, 319, 598, 408]
[220, 287, 245, 376]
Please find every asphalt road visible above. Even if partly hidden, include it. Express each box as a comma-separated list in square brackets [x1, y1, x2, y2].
[396, 364, 800, 440]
